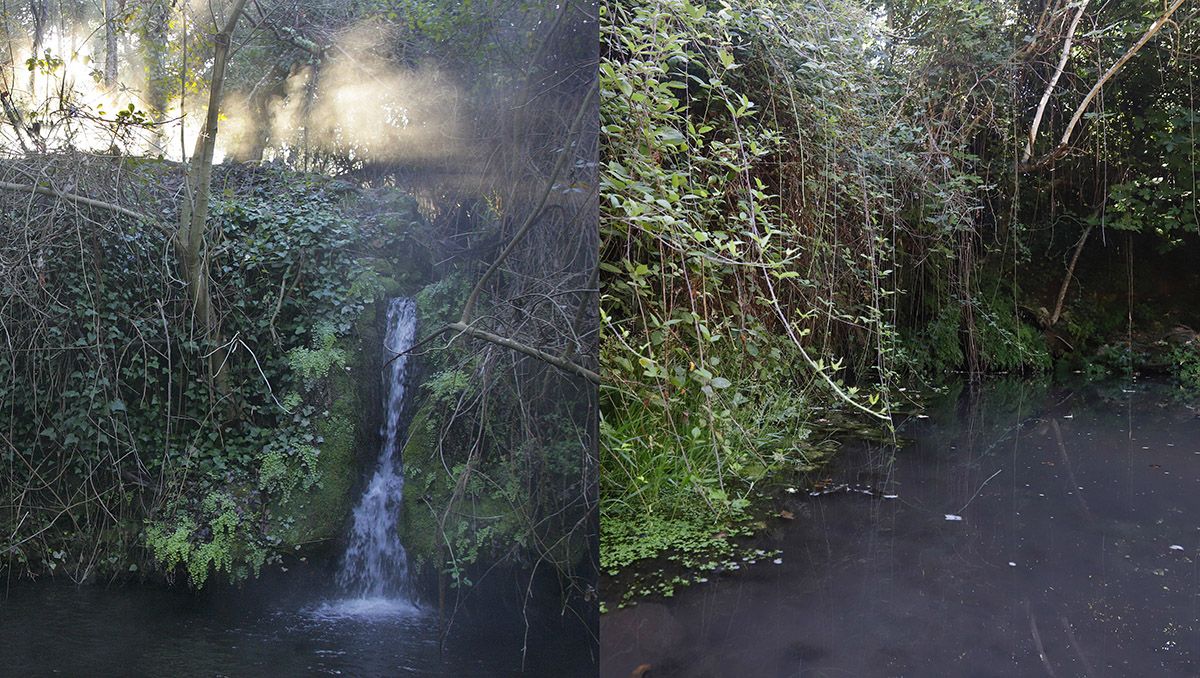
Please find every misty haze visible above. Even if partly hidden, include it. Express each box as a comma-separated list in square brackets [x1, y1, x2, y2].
[0, 1, 598, 676]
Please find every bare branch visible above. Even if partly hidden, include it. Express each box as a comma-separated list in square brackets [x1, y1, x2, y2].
[1023, 0, 1090, 164]
[1024, 0, 1189, 170]
[0, 179, 161, 230]
[459, 79, 597, 325]
[445, 322, 600, 384]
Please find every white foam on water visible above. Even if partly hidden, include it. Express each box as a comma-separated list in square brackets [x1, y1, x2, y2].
[310, 596, 422, 621]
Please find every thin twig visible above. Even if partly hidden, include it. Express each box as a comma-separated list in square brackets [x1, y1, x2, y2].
[956, 468, 1003, 515]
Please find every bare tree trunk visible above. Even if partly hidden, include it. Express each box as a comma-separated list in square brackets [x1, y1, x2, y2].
[177, 0, 249, 383]
[298, 63, 322, 172]
[144, 0, 171, 152]
[29, 0, 46, 54]
[226, 61, 288, 163]
[1022, 0, 1089, 164]
[29, 0, 47, 94]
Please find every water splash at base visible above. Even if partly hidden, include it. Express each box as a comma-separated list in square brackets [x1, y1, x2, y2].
[326, 297, 419, 615]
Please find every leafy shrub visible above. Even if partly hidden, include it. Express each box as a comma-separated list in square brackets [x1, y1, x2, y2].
[1169, 343, 1200, 389]
[600, 0, 920, 581]
[0, 161, 411, 585]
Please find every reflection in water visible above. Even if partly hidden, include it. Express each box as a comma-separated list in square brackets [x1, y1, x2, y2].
[1, 577, 590, 676]
[601, 378, 1200, 677]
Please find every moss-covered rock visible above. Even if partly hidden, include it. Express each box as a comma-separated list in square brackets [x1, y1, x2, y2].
[395, 401, 526, 578]
[269, 300, 385, 550]
[398, 405, 442, 571]
[396, 400, 588, 583]
[271, 236, 435, 558]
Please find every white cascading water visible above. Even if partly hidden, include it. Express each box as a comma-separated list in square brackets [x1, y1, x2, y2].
[334, 297, 418, 610]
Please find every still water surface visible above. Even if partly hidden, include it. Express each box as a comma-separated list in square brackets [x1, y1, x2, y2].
[1, 574, 593, 676]
[602, 379, 1200, 677]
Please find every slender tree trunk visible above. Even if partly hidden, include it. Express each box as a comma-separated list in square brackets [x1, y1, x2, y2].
[298, 63, 321, 172]
[29, 0, 46, 54]
[104, 0, 119, 88]
[1049, 225, 1092, 327]
[29, 0, 47, 94]
[144, 0, 171, 152]
[227, 61, 288, 163]
[177, 0, 250, 383]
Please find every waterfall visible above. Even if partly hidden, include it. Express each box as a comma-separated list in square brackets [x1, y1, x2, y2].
[335, 297, 418, 604]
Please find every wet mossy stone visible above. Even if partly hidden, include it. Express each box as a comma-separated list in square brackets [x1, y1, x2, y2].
[398, 405, 441, 570]
[395, 401, 571, 577]
[270, 294, 386, 550]
[270, 358, 360, 548]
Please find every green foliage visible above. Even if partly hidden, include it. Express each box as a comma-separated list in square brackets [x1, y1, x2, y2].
[1169, 343, 1200, 389]
[257, 443, 320, 502]
[914, 304, 966, 375]
[0, 163, 412, 585]
[144, 519, 198, 582]
[425, 368, 473, 408]
[398, 399, 565, 582]
[598, 0, 1200, 606]
[907, 294, 1049, 376]
[601, 498, 784, 605]
[601, 500, 749, 576]
[600, 0, 925, 585]
[146, 492, 267, 587]
[396, 262, 594, 587]
[348, 269, 393, 302]
[288, 322, 348, 385]
[975, 297, 1051, 373]
[415, 273, 471, 327]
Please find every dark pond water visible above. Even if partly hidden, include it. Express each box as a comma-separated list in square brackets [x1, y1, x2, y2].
[602, 378, 1200, 677]
[0, 572, 595, 677]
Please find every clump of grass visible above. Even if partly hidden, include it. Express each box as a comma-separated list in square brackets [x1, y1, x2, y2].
[600, 335, 839, 605]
